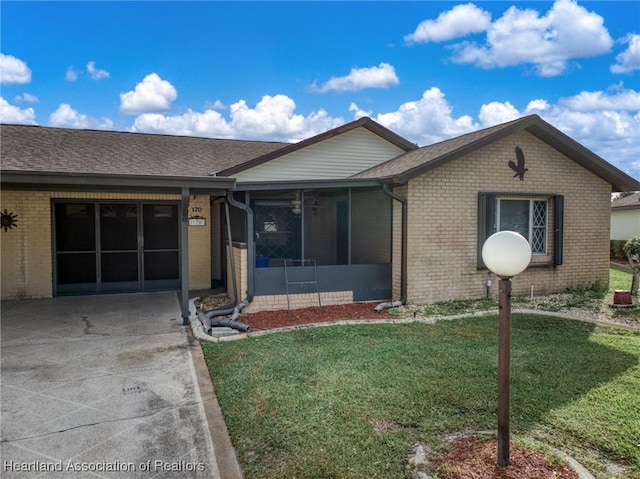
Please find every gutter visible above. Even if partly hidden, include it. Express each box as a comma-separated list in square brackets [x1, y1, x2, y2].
[382, 183, 407, 305]
[223, 201, 239, 304]
[0, 169, 235, 194]
[226, 191, 254, 300]
[190, 193, 255, 337]
[612, 205, 640, 211]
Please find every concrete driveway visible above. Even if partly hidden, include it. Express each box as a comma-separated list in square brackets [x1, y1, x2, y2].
[1, 292, 238, 479]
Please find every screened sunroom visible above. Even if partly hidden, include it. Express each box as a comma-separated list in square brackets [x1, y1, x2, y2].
[224, 183, 394, 306]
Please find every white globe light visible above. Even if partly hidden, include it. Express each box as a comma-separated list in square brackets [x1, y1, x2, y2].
[482, 231, 532, 278]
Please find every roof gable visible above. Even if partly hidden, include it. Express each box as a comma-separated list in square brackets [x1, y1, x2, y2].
[216, 116, 417, 178]
[353, 115, 639, 192]
[231, 126, 413, 182]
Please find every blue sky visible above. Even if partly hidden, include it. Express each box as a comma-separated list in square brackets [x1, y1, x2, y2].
[1, 1, 639, 180]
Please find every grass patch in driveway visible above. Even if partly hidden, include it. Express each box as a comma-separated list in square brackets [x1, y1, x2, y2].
[202, 314, 640, 479]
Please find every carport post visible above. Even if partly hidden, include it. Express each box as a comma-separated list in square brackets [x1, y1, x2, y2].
[180, 187, 190, 325]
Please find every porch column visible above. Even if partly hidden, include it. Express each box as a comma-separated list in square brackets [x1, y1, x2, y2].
[180, 187, 190, 324]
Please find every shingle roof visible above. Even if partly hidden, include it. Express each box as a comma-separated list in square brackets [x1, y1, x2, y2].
[353, 114, 640, 192]
[612, 192, 640, 210]
[0, 124, 289, 177]
[3, 116, 638, 193]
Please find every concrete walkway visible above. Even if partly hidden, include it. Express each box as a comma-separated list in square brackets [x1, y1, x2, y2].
[1, 292, 239, 479]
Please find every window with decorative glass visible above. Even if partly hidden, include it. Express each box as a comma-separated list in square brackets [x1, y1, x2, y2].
[496, 198, 548, 254]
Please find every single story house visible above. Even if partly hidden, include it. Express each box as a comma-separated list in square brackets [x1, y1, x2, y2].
[611, 192, 640, 240]
[2, 115, 639, 321]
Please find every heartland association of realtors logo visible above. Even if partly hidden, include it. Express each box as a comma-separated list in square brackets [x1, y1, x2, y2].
[3, 459, 206, 473]
[1, 209, 18, 232]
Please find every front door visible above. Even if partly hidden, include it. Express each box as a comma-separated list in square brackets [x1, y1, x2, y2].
[54, 201, 180, 295]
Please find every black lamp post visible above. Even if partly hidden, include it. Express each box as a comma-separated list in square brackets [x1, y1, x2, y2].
[481, 231, 532, 467]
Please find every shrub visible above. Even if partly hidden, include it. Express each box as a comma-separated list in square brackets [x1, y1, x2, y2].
[623, 237, 640, 296]
[610, 240, 627, 260]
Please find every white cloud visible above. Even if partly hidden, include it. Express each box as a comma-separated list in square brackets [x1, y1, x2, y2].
[348, 102, 372, 119]
[14, 93, 38, 103]
[228, 94, 344, 141]
[66, 66, 79, 82]
[120, 73, 177, 114]
[86, 61, 110, 80]
[526, 99, 551, 112]
[538, 104, 636, 175]
[230, 94, 306, 138]
[0, 97, 36, 124]
[205, 99, 227, 110]
[0, 54, 32, 84]
[49, 103, 114, 130]
[364, 84, 639, 178]
[611, 34, 640, 74]
[310, 63, 399, 93]
[475, 89, 640, 178]
[557, 86, 640, 111]
[284, 109, 344, 142]
[449, 0, 613, 76]
[132, 109, 234, 138]
[541, 88, 640, 146]
[404, 3, 491, 44]
[478, 101, 520, 126]
[373, 87, 478, 144]
[130, 94, 344, 142]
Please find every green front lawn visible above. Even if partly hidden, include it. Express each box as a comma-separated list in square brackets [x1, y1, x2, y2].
[611, 263, 633, 291]
[203, 314, 640, 478]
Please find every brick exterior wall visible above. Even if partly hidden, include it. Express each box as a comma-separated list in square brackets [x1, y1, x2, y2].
[211, 202, 223, 281]
[187, 194, 212, 290]
[0, 190, 54, 299]
[0, 189, 214, 299]
[226, 242, 248, 300]
[401, 130, 611, 305]
[246, 291, 353, 312]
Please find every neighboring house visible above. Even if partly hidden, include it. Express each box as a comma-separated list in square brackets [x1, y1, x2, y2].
[611, 192, 640, 240]
[2, 115, 639, 320]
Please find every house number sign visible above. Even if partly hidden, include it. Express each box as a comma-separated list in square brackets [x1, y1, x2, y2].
[189, 215, 206, 226]
[189, 207, 206, 226]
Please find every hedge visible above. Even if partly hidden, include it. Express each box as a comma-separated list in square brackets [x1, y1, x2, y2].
[611, 240, 628, 260]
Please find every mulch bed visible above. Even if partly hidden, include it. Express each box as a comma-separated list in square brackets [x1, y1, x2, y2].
[242, 302, 393, 331]
[430, 437, 579, 479]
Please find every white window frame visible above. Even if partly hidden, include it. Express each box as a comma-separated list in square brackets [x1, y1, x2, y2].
[496, 198, 548, 255]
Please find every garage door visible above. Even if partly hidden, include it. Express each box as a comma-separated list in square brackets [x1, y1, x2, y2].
[54, 201, 180, 295]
